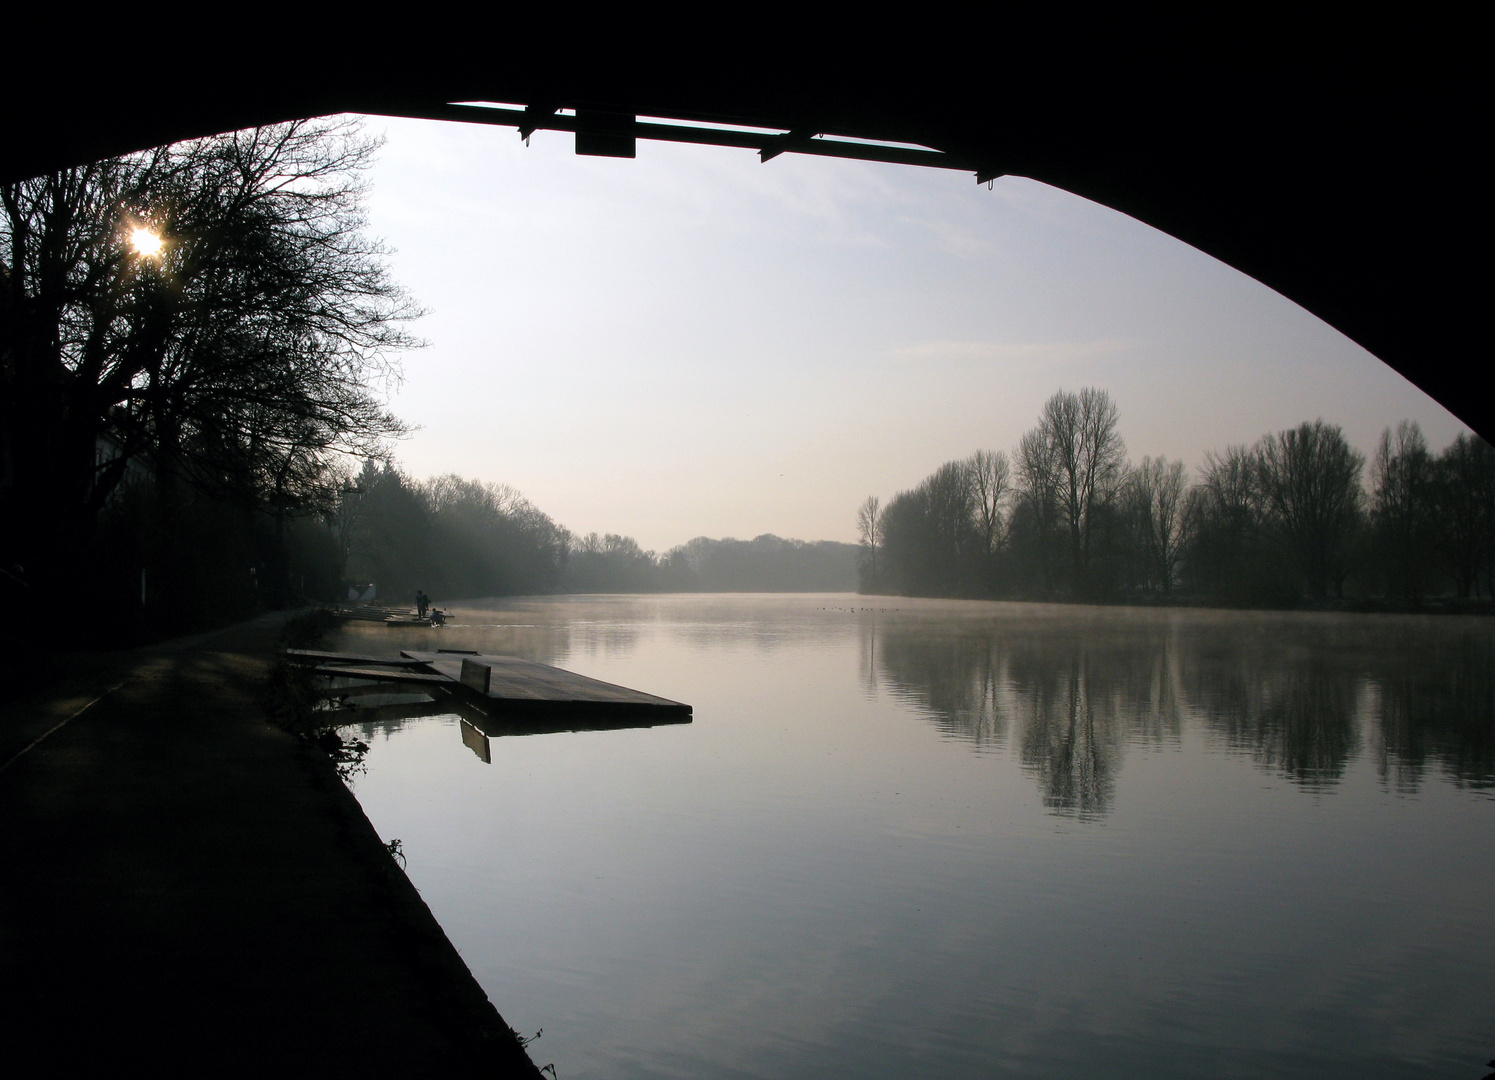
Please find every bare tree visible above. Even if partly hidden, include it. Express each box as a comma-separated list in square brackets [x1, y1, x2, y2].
[1036, 388, 1127, 586]
[1255, 420, 1364, 598]
[1128, 456, 1189, 595]
[1184, 444, 1268, 599]
[1016, 428, 1060, 519]
[1014, 426, 1063, 595]
[923, 460, 978, 558]
[1193, 446, 1259, 536]
[856, 494, 883, 588]
[1369, 421, 1435, 599]
[877, 462, 981, 597]
[965, 449, 1011, 555]
[1433, 432, 1495, 597]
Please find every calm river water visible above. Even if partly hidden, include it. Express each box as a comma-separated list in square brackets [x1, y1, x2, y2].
[329, 594, 1495, 1079]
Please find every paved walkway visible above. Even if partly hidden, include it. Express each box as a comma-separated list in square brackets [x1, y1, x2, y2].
[0, 614, 542, 1075]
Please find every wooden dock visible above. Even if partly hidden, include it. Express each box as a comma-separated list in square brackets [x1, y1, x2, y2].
[288, 647, 691, 728]
[402, 650, 692, 723]
[285, 648, 452, 685]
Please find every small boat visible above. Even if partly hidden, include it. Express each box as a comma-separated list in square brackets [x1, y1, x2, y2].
[383, 607, 447, 628]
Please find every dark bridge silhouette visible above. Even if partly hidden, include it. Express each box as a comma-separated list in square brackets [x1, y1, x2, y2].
[2, 59, 1480, 436]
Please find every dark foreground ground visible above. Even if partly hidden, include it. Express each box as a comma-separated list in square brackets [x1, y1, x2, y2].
[0, 613, 543, 1076]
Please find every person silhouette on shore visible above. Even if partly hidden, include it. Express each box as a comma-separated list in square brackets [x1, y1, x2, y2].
[416, 590, 429, 618]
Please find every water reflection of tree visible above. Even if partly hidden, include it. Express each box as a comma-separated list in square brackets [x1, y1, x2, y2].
[870, 618, 1185, 818]
[1016, 657, 1119, 820]
[865, 608, 1495, 815]
[874, 631, 1009, 748]
[1178, 617, 1495, 792]
[1370, 630, 1495, 791]
[1012, 635, 1183, 818]
[1184, 653, 1362, 786]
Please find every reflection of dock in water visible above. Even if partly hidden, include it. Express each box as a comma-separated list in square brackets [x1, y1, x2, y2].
[459, 717, 491, 763]
[287, 647, 691, 761]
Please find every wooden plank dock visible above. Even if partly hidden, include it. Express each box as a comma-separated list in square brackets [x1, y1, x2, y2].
[309, 665, 454, 685]
[287, 647, 691, 728]
[285, 648, 454, 686]
[401, 651, 692, 723]
[287, 648, 427, 667]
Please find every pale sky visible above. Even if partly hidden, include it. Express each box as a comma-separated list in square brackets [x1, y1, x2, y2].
[361, 114, 1467, 553]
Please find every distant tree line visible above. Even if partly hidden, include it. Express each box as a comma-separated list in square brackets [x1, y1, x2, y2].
[858, 388, 1495, 607]
[560, 532, 858, 593]
[339, 461, 857, 604]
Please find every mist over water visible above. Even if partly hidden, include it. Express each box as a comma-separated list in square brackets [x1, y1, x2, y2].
[332, 595, 1495, 1079]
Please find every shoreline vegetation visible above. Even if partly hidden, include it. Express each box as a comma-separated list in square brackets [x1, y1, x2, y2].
[855, 389, 1494, 612]
[3, 118, 1491, 677]
[858, 591, 1495, 618]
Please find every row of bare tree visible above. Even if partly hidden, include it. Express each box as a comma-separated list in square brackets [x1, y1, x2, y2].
[858, 389, 1495, 605]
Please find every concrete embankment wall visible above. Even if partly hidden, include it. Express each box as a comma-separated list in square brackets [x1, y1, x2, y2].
[0, 612, 543, 1076]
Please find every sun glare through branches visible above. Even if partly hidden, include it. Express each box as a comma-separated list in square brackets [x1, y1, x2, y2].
[128, 226, 163, 257]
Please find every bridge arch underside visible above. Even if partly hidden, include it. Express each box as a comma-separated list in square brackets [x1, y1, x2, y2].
[6, 72, 1480, 438]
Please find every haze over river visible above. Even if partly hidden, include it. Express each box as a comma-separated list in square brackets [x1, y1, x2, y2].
[330, 594, 1495, 1079]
